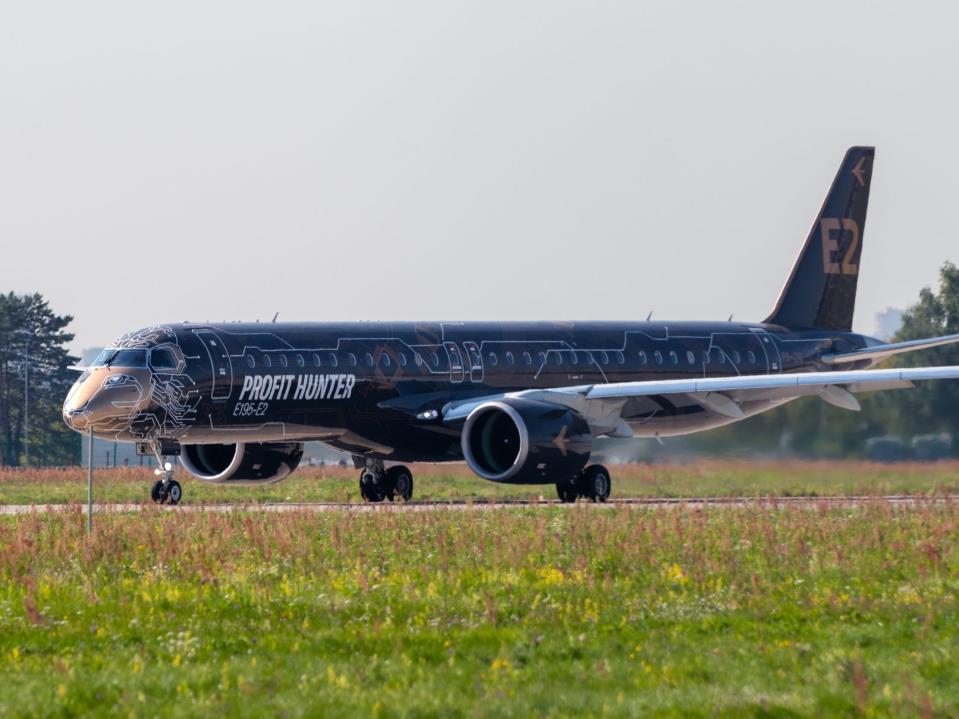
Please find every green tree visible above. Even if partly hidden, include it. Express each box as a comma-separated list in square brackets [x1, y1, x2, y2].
[865, 262, 959, 443]
[0, 293, 79, 466]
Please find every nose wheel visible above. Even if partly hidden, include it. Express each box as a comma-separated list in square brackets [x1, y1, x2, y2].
[150, 478, 182, 505]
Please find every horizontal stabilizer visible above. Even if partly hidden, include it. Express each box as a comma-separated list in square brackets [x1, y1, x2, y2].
[822, 333, 959, 365]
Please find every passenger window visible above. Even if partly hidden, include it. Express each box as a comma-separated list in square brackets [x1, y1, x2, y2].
[431, 352, 440, 367]
[347, 353, 357, 367]
[414, 353, 424, 367]
[686, 351, 695, 365]
[569, 352, 578, 365]
[733, 351, 741, 364]
[654, 351, 663, 365]
[669, 350, 678, 365]
[245, 355, 255, 369]
[279, 354, 288, 368]
[364, 353, 374, 367]
[553, 353, 563, 366]
[717, 350, 726, 364]
[702, 351, 710, 364]
[747, 350, 756, 364]
[615, 351, 625, 365]
[488, 352, 498, 366]
[382, 353, 392, 367]
[523, 352, 532, 366]
[150, 348, 178, 370]
[506, 352, 515, 365]
[638, 350, 647, 364]
[599, 351, 609, 365]
[263, 354, 272, 369]
[398, 352, 407, 367]
[295, 354, 305, 368]
[586, 352, 595, 364]
[328, 353, 338, 368]
[313, 353, 322, 367]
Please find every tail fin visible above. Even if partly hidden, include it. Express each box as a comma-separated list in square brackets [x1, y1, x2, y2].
[764, 146, 875, 331]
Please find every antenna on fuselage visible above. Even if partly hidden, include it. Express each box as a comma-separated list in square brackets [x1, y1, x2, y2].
[728, 314, 734, 322]
[646, 311, 653, 321]
[272, 312, 279, 323]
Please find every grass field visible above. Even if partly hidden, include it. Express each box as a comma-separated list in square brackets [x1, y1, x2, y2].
[4, 462, 959, 716]
[3, 460, 959, 505]
[2, 502, 959, 716]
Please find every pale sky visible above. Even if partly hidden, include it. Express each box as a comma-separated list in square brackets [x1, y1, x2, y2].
[2, 1, 957, 354]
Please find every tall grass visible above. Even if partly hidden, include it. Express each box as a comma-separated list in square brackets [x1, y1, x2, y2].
[2, 503, 959, 715]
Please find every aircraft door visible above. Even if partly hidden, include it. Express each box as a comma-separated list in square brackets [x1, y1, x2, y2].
[195, 330, 234, 400]
[752, 329, 782, 372]
[444, 342, 465, 383]
[463, 341, 484, 383]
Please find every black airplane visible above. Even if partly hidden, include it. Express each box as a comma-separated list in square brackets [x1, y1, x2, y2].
[63, 147, 959, 504]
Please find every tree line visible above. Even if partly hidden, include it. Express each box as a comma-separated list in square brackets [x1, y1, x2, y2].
[0, 293, 78, 466]
[4, 266, 959, 466]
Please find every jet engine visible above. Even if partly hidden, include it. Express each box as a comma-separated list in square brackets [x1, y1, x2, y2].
[179, 442, 304, 484]
[461, 399, 592, 484]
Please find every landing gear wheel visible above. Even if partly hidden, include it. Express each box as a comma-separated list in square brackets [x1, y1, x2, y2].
[150, 480, 166, 504]
[581, 465, 611, 503]
[385, 466, 414, 502]
[359, 470, 386, 503]
[556, 479, 579, 503]
[165, 480, 182, 506]
[150, 478, 182, 505]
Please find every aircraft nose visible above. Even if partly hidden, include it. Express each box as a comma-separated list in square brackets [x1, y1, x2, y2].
[62, 371, 149, 435]
[62, 402, 90, 431]
[63, 373, 91, 430]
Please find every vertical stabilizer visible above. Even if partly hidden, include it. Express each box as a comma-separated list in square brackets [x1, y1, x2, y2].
[764, 146, 874, 331]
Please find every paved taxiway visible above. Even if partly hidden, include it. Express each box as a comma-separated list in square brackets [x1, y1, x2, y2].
[0, 496, 953, 515]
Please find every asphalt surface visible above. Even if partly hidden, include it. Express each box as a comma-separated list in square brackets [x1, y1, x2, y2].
[0, 495, 954, 515]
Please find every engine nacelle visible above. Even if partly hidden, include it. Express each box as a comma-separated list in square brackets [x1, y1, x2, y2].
[461, 399, 592, 484]
[179, 442, 304, 485]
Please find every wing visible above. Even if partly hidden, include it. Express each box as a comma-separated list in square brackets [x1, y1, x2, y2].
[442, 365, 959, 437]
[822, 333, 959, 365]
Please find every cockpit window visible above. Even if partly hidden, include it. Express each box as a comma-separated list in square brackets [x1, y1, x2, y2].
[150, 348, 178, 370]
[92, 348, 116, 366]
[104, 349, 147, 368]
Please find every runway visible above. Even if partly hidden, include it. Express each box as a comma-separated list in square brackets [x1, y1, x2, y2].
[0, 495, 954, 515]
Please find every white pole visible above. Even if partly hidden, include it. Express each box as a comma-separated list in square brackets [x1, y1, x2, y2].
[87, 429, 94, 534]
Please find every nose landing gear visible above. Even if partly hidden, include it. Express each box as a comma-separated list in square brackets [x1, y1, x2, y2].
[357, 459, 415, 503]
[148, 443, 182, 505]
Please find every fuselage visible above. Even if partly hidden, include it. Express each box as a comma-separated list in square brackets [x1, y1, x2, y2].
[62, 321, 878, 462]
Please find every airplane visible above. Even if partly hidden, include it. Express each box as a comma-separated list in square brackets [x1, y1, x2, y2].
[63, 147, 959, 505]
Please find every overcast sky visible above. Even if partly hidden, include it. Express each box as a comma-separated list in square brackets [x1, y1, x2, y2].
[2, 1, 956, 353]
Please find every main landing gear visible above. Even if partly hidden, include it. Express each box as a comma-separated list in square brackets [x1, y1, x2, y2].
[556, 464, 612, 503]
[358, 460, 415, 503]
